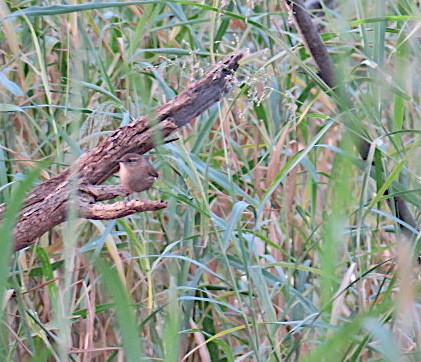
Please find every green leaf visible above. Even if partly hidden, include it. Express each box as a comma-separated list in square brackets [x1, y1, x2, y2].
[96, 258, 145, 362]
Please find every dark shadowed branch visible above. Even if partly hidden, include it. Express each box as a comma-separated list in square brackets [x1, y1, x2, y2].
[285, 0, 418, 237]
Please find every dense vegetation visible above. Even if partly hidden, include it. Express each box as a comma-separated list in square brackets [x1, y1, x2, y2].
[0, 1, 420, 361]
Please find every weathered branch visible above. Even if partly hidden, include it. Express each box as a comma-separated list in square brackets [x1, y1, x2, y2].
[81, 200, 168, 220]
[79, 184, 130, 201]
[3, 52, 244, 251]
[285, 0, 418, 237]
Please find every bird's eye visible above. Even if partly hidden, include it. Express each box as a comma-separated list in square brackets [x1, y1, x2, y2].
[128, 159, 135, 163]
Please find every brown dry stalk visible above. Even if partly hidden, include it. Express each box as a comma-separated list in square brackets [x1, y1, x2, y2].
[285, 0, 417, 237]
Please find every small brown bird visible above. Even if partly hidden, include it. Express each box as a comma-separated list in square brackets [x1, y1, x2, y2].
[119, 153, 158, 195]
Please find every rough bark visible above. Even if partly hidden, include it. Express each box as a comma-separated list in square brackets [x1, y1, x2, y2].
[2, 52, 244, 251]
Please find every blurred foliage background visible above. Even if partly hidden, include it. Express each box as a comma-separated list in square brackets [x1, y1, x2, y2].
[0, 0, 420, 361]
